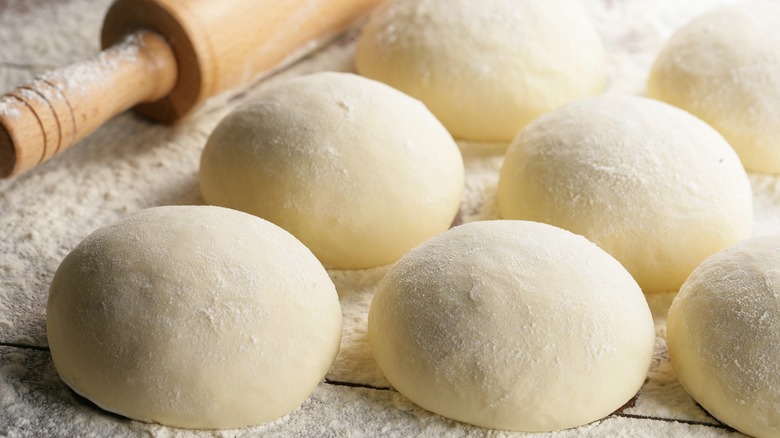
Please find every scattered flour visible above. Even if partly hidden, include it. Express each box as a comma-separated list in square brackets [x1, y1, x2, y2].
[38, 32, 141, 97]
[0, 0, 107, 69]
[0, 96, 21, 119]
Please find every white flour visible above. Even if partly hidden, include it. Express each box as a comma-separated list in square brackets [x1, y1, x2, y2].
[38, 32, 141, 97]
[1, 0, 775, 436]
[0, 96, 21, 118]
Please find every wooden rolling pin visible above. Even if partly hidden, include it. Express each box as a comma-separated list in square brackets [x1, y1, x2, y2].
[0, 0, 379, 178]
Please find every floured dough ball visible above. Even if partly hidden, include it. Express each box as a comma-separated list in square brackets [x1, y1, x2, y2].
[369, 220, 655, 432]
[200, 72, 464, 269]
[498, 95, 752, 293]
[668, 236, 780, 438]
[647, 2, 780, 173]
[46, 206, 342, 429]
[355, 0, 605, 141]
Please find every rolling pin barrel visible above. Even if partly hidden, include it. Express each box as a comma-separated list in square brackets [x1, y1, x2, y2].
[0, 0, 379, 178]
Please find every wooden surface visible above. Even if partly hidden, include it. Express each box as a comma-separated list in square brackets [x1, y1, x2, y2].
[0, 0, 774, 436]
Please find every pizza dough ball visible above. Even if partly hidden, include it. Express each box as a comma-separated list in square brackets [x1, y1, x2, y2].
[668, 236, 780, 438]
[498, 95, 752, 293]
[200, 72, 464, 269]
[46, 206, 342, 429]
[355, 0, 605, 141]
[369, 220, 655, 432]
[647, 2, 780, 173]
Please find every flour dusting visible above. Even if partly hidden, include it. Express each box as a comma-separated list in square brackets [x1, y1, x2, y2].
[0, 96, 21, 119]
[38, 32, 141, 97]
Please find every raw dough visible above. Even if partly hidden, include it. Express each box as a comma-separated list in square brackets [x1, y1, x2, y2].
[647, 2, 780, 173]
[368, 220, 655, 432]
[354, 0, 605, 141]
[667, 236, 780, 438]
[199, 72, 464, 269]
[46, 206, 342, 429]
[498, 95, 752, 293]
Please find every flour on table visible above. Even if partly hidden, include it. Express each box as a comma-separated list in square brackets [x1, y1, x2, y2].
[0, 0, 108, 69]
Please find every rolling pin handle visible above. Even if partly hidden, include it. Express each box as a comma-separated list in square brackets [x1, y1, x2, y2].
[0, 31, 177, 178]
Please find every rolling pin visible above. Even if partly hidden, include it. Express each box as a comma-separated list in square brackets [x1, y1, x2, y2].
[0, 0, 380, 178]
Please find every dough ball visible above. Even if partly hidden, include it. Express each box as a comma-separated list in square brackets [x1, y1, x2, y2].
[498, 95, 752, 293]
[647, 2, 780, 173]
[355, 0, 605, 141]
[199, 72, 464, 269]
[368, 220, 655, 432]
[667, 236, 780, 438]
[46, 206, 342, 429]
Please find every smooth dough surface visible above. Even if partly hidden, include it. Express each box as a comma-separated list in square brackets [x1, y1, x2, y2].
[355, 0, 605, 141]
[647, 2, 780, 173]
[46, 206, 342, 429]
[667, 236, 780, 438]
[199, 72, 464, 269]
[498, 95, 752, 293]
[369, 220, 655, 432]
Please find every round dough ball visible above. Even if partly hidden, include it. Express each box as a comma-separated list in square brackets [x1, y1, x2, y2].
[498, 95, 752, 293]
[199, 72, 464, 269]
[355, 0, 605, 141]
[369, 220, 655, 432]
[46, 206, 342, 429]
[647, 2, 780, 173]
[668, 236, 780, 438]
